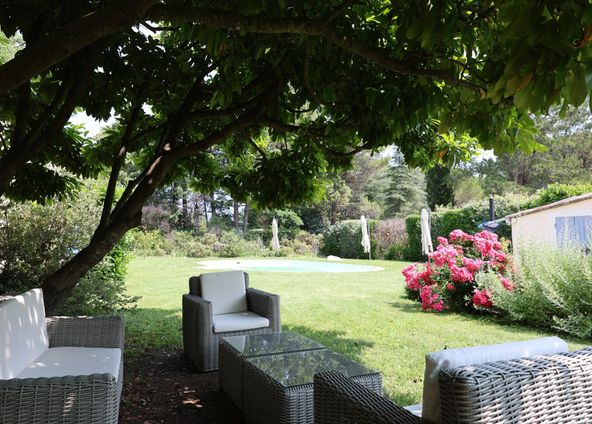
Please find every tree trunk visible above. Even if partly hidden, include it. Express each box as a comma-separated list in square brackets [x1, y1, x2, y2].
[242, 202, 249, 232]
[40, 151, 176, 312]
[330, 202, 337, 225]
[40, 211, 140, 312]
[210, 192, 216, 218]
[233, 200, 239, 230]
[202, 194, 209, 227]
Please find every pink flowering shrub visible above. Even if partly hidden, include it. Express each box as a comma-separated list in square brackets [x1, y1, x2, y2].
[401, 229, 514, 313]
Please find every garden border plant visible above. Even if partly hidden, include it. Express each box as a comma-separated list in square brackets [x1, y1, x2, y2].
[402, 229, 515, 313]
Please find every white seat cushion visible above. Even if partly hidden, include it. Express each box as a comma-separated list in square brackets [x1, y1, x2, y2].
[0, 288, 49, 380]
[403, 403, 422, 417]
[200, 271, 248, 315]
[16, 347, 122, 382]
[212, 311, 269, 333]
[421, 336, 568, 423]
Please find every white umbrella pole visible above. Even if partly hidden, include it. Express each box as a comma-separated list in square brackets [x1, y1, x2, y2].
[367, 220, 371, 260]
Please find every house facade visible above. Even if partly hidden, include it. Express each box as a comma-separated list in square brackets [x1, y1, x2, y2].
[505, 192, 592, 259]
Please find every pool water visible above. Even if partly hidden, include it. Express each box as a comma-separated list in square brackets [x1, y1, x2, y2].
[198, 259, 383, 273]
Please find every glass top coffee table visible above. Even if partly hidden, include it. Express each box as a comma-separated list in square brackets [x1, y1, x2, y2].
[219, 332, 382, 424]
[219, 331, 326, 411]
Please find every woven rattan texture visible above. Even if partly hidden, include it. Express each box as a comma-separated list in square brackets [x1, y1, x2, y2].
[244, 360, 382, 424]
[0, 315, 124, 424]
[314, 370, 419, 424]
[439, 347, 592, 424]
[183, 273, 281, 372]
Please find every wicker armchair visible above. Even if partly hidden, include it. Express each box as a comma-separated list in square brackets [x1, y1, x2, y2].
[315, 347, 592, 424]
[0, 309, 124, 424]
[183, 271, 281, 372]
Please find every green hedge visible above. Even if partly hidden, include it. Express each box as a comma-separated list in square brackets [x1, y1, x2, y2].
[321, 220, 378, 259]
[524, 183, 592, 209]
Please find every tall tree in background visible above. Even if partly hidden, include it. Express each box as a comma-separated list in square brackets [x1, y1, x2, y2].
[426, 164, 454, 209]
[382, 151, 427, 217]
[1, 1, 590, 310]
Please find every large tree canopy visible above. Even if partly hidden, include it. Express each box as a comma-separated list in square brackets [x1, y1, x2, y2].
[1, 0, 591, 310]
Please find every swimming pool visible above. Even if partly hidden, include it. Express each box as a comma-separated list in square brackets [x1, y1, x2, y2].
[198, 259, 383, 273]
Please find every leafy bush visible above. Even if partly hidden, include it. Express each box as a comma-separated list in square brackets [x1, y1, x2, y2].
[321, 219, 377, 259]
[58, 240, 139, 315]
[479, 243, 592, 338]
[282, 231, 323, 256]
[374, 219, 408, 260]
[0, 183, 137, 314]
[214, 231, 263, 257]
[524, 183, 592, 209]
[402, 229, 514, 313]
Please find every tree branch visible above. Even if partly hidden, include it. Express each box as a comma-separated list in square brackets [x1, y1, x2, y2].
[99, 81, 148, 229]
[147, 6, 483, 91]
[0, 0, 155, 95]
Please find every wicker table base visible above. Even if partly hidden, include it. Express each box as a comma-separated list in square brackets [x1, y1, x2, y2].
[219, 332, 382, 424]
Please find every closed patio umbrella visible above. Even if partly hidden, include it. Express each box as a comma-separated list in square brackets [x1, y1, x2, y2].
[360, 215, 371, 260]
[420, 208, 433, 255]
[271, 218, 280, 252]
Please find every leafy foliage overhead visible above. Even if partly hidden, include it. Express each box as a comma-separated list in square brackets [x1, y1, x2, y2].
[2, 0, 591, 206]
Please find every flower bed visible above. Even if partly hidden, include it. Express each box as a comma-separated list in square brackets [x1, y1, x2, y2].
[402, 230, 514, 312]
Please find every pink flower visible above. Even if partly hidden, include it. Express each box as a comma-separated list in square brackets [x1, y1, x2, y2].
[498, 274, 515, 291]
[402, 263, 421, 291]
[494, 251, 506, 262]
[449, 229, 473, 243]
[446, 283, 456, 292]
[462, 257, 483, 273]
[474, 231, 498, 242]
[449, 264, 474, 283]
[420, 286, 444, 312]
[429, 244, 459, 267]
[473, 237, 495, 258]
[437, 236, 448, 246]
[472, 289, 493, 308]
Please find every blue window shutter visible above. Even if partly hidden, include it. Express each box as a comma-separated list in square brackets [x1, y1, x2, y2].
[555, 217, 569, 248]
[556, 216, 592, 249]
[573, 216, 592, 249]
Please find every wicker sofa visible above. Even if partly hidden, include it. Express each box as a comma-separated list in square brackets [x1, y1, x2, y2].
[315, 347, 592, 423]
[183, 270, 281, 372]
[0, 288, 124, 424]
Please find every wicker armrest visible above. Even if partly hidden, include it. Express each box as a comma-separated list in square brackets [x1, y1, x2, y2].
[314, 371, 420, 424]
[439, 348, 592, 423]
[246, 288, 281, 330]
[183, 294, 213, 336]
[0, 374, 120, 424]
[46, 315, 124, 349]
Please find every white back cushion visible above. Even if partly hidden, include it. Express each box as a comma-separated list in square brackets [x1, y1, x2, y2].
[0, 288, 49, 379]
[422, 336, 568, 424]
[200, 271, 247, 315]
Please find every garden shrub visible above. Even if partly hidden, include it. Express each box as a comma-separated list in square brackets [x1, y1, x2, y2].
[58, 240, 140, 315]
[0, 185, 138, 314]
[320, 219, 377, 259]
[374, 219, 408, 260]
[214, 231, 263, 257]
[524, 183, 592, 209]
[402, 229, 514, 313]
[289, 231, 323, 255]
[479, 243, 592, 339]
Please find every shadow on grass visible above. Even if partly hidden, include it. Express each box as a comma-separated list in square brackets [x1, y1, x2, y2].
[124, 308, 183, 357]
[283, 323, 374, 364]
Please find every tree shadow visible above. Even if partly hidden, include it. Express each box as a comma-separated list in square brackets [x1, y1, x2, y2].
[282, 323, 374, 364]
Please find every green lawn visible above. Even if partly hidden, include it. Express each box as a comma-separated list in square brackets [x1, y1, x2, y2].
[125, 256, 590, 405]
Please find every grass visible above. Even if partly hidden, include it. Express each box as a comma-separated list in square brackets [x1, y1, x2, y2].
[125, 255, 590, 405]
